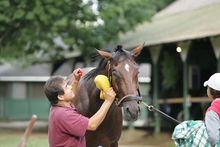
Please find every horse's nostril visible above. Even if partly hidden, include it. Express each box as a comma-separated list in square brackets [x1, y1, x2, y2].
[126, 107, 131, 116]
[126, 107, 129, 113]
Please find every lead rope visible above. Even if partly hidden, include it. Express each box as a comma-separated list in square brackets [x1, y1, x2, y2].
[137, 84, 181, 124]
[141, 101, 181, 124]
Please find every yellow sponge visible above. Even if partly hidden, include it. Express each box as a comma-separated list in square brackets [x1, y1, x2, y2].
[94, 75, 110, 99]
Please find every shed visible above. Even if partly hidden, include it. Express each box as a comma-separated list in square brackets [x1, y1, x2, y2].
[0, 63, 52, 120]
[117, 0, 220, 134]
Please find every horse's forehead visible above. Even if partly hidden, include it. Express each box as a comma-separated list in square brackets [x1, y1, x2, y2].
[113, 59, 137, 73]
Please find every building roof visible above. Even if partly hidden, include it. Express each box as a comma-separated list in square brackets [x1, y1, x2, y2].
[0, 63, 51, 76]
[118, 0, 220, 48]
[154, 0, 220, 19]
[0, 63, 51, 81]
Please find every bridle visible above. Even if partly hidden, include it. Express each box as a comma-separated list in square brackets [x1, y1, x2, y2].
[108, 63, 181, 124]
[106, 59, 181, 124]
[107, 63, 143, 107]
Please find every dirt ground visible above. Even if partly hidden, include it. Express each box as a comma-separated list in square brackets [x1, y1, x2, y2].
[0, 127, 175, 147]
[119, 128, 174, 147]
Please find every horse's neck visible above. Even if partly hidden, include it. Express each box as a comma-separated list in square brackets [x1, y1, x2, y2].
[76, 64, 114, 116]
[76, 77, 103, 115]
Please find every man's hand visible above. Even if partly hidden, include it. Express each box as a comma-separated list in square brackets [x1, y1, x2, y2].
[73, 68, 82, 81]
[103, 87, 116, 103]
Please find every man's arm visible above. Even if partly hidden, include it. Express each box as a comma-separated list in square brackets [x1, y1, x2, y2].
[72, 80, 79, 94]
[71, 69, 81, 94]
[87, 87, 116, 131]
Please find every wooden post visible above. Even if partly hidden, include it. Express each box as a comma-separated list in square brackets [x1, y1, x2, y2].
[210, 37, 220, 72]
[178, 41, 191, 121]
[153, 62, 159, 136]
[183, 61, 189, 120]
[18, 115, 37, 147]
[218, 58, 220, 73]
[28, 83, 32, 117]
[149, 45, 161, 138]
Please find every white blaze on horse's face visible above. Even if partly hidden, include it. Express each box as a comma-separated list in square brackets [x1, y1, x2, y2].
[125, 63, 130, 72]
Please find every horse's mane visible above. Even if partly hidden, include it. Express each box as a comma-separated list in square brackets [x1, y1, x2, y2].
[83, 45, 133, 81]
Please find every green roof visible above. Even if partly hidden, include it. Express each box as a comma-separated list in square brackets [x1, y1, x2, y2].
[118, 2, 220, 48]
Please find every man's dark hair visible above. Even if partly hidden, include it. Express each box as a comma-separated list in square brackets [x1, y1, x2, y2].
[210, 86, 220, 99]
[44, 76, 65, 104]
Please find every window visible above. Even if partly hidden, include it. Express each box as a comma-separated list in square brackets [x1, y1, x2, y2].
[12, 82, 28, 99]
[32, 82, 46, 99]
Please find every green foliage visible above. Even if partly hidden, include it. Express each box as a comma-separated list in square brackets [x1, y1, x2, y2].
[161, 51, 179, 89]
[152, 0, 175, 11]
[0, 0, 157, 65]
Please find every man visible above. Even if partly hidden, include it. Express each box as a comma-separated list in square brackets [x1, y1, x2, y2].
[44, 69, 116, 147]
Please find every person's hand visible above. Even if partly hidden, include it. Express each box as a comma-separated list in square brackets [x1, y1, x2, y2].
[73, 68, 82, 81]
[103, 87, 116, 103]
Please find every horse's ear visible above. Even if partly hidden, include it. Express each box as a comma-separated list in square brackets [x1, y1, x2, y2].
[95, 49, 114, 61]
[130, 42, 145, 58]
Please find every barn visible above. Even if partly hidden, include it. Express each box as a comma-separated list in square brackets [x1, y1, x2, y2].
[116, 0, 220, 134]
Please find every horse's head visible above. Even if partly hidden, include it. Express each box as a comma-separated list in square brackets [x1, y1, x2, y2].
[96, 43, 145, 121]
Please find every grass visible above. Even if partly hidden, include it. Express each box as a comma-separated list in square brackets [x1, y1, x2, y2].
[0, 131, 49, 147]
[0, 118, 8, 122]
[166, 142, 176, 147]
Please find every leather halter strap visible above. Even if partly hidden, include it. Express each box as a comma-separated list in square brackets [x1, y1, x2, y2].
[107, 62, 180, 124]
[107, 63, 143, 107]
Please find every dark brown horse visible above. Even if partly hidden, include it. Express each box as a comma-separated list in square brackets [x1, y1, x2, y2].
[65, 43, 144, 147]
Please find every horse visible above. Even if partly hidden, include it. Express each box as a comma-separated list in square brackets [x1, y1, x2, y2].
[65, 43, 145, 147]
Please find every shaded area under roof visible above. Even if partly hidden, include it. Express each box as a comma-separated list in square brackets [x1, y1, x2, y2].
[52, 62, 72, 76]
[118, 2, 220, 48]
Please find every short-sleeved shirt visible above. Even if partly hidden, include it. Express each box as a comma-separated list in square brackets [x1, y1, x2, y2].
[48, 103, 89, 147]
[204, 98, 220, 146]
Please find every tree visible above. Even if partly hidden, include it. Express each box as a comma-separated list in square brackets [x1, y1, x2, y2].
[151, 0, 175, 11]
[0, 0, 175, 66]
[0, 0, 158, 66]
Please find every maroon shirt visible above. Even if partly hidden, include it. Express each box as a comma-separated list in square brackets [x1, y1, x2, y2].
[48, 103, 89, 147]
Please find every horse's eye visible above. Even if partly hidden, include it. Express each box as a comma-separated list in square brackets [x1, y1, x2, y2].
[113, 70, 117, 77]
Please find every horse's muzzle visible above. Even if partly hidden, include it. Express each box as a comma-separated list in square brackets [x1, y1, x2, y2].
[121, 96, 142, 121]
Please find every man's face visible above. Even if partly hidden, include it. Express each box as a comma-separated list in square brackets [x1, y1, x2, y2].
[61, 82, 75, 101]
